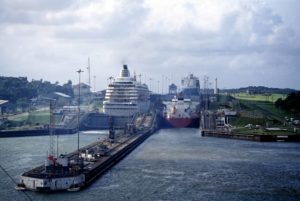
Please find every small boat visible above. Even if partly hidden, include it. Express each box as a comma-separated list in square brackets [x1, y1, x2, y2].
[15, 183, 26, 191]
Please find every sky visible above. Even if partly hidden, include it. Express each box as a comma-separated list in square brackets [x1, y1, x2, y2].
[0, 0, 300, 92]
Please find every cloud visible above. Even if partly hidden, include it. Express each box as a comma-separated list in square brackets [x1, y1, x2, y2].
[0, 0, 299, 91]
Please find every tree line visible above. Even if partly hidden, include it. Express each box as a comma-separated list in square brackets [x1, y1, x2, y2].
[221, 86, 296, 94]
[0, 76, 74, 112]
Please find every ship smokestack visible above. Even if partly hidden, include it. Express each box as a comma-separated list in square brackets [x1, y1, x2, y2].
[120, 64, 130, 77]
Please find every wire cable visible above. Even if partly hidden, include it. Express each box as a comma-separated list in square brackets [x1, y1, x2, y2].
[0, 164, 33, 201]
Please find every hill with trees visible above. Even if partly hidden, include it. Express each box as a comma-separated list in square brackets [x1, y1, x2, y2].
[0, 76, 73, 112]
[221, 86, 296, 95]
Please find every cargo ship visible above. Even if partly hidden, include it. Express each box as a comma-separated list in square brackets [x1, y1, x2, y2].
[163, 73, 200, 128]
[163, 97, 199, 128]
[16, 112, 158, 192]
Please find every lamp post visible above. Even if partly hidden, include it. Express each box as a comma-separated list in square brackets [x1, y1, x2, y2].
[93, 75, 96, 92]
[161, 75, 164, 94]
[76, 69, 83, 159]
[149, 78, 152, 91]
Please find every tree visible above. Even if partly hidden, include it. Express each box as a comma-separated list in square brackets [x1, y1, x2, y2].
[275, 98, 283, 108]
[275, 92, 300, 114]
[0, 76, 75, 113]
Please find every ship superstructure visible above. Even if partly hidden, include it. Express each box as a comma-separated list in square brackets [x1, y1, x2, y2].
[103, 65, 150, 117]
[181, 73, 200, 101]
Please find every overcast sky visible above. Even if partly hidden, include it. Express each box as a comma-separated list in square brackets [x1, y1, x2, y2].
[0, 0, 299, 92]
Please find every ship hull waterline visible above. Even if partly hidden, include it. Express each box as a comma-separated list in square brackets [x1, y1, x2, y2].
[163, 117, 200, 128]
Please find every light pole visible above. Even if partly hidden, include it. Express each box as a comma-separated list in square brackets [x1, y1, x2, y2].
[93, 75, 96, 92]
[149, 78, 152, 91]
[87, 58, 91, 89]
[161, 75, 164, 94]
[76, 69, 83, 159]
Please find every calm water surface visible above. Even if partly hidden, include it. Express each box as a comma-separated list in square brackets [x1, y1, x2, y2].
[0, 129, 300, 201]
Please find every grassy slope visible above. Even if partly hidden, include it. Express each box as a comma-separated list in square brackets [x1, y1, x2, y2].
[4, 108, 51, 129]
[8, 112, 29, 122]
[227, 94, 298, 135]
[231, 92, 286, 103]
[27, 110, 50, 125]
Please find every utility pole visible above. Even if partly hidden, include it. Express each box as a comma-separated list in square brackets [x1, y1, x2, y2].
[161, 75, 164, 94]
[93, 75, 96, 92]
[76, 69, 84, 160]
[165, 76, 169, 94]
[87, 58, 91, 103]
[203, 76, 209, 111]
[149, 78, 152, 91]
[157, 80, 160, 94]
[87, 58, 91, 88]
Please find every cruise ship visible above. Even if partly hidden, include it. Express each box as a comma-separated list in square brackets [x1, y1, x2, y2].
[103, 65, 150, 117]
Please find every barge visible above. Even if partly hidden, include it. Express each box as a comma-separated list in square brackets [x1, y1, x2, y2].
[16, 112, 158, 192]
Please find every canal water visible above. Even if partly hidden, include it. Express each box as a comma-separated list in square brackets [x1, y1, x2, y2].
[0, 128, 300, 201]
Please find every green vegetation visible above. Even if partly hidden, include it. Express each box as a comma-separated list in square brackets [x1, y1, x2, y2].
[0, 76, 74, 113]
[232, 127, 295, 135]
[26, 109, 50, 125]
[231, 92, 286, 103]
[220, 92, 300, 136]
[222, 86, 295, 95]
[275, 92, 300, 115]
[8, 112, 29, 122]
[1, 108, 64, 130]
[228, 116, 265, 127]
